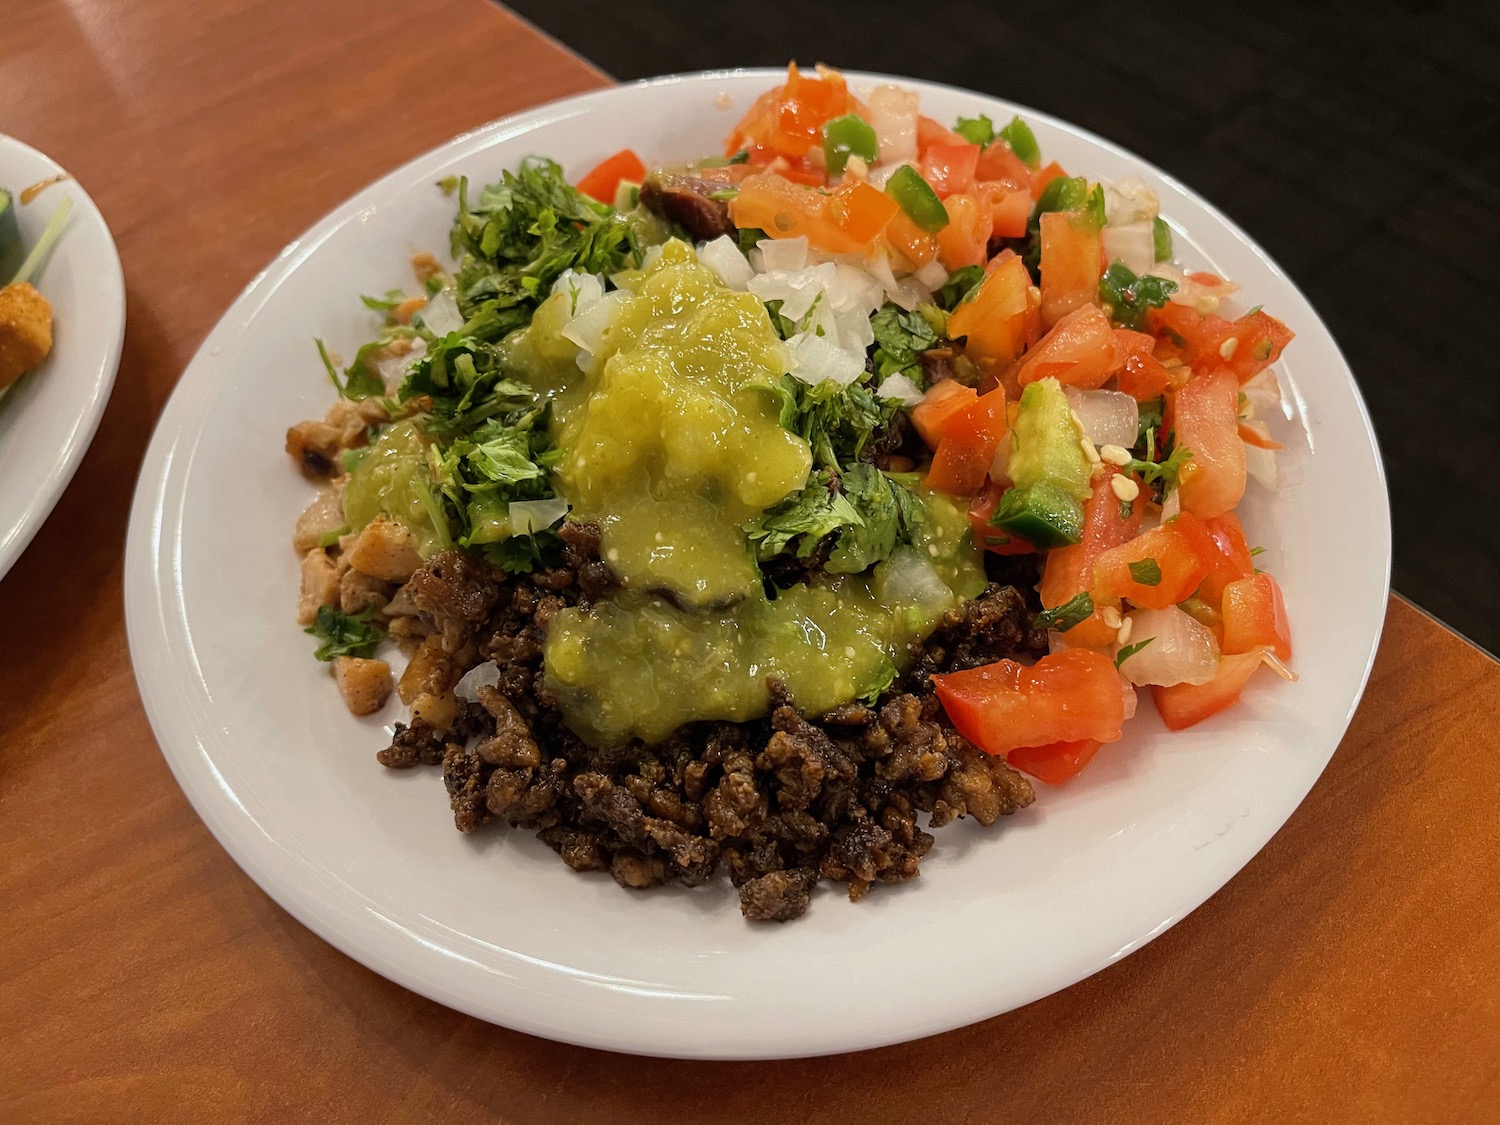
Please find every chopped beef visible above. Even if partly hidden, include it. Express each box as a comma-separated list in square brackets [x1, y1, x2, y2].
[639, 174, 734, 241]
[378, 521, 1040, 922]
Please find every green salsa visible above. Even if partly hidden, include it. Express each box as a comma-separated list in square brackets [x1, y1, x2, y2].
[544, 486, 984, 747]
[342, 419, 447, 556]
[349, 239, 989, 747]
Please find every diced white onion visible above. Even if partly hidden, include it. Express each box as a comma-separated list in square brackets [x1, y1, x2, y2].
[560, 289, 628, 367]
[875, 546, 954, 614]
[748, 262, 838, 322]
[1241, 368, 1289, 421]
[1104, 177, 1160, 226]
[417, 291, 464, 336]
[1244, 442, 1280, 491]
[785, 331, 866, 386]
[915, 259, 950, 290]
[1065, 387, 1139, 449]
[876, 373, 924, 406]
[1120, 677, 1139, 721]
[508, 497, 569, 534]
[1119, 606, 1220, 687]
[697, 234, 754, 290]
[866, 85, 918, 165]
[1149, 262, 1241, 316]
[374, 336, 426, 392]
[1101, 220, 1157, 277]
[831, 262, 885, 312]
[454, 660, 502, 704]
[550, 269, 606, 314]
[754, 235, 810, 274]
[1159, 487, 1181, 523]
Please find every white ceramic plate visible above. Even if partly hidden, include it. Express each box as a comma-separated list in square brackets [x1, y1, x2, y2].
[0, 136, 125, 580]
[124, 71, 1390, 1059]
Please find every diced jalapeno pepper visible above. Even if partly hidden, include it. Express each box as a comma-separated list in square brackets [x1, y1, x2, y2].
[989, 480, 1084, 548]
[1153, 216, 1173, 261]
[885, 165, 949, 232]
[821, 114, 878, 177]
[998, 116, 1041, 170]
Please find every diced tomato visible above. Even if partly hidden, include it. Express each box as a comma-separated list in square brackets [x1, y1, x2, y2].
[926, 387, 1008, 496]
[1039, 467, 1143, 647]
[1093, 513, 1216, 610]
[917, 115, 968, 155]
[1112, 329, 1154, 365]
[921, 143, 981, 198]
[933, 649, 1126, 756]
[1174, 368, 1246, 519]
[1108, 329, 1168, 400]
[1008, 739, 1104, 785]
[975, 142, 1033, 193]
[763, 155, 827, 187]
[1029, 160, 1068, 200]
[948, 254, 1034, 367]
[967, 481, 1040, 554]
[910, 380, 977, 448]
[1154, 650, 1268, 731]
[1150, 304, 1295, 385]
[1115, 353, 1172, 401]
[729, 172, 862, 254]
[1221, 573, 1292, 661]
[935, 193, 991, 270]
[1196, 511, 1255, 605]
[884, 210, 937, 267]
[829, 180, 899, 244]
[1015, 304, 1121, 390]
[724, 62, 851, 160]
[1038, 210, 1104, 328]
[576, 149, 647, 203]
[981, 186, 1031, 239]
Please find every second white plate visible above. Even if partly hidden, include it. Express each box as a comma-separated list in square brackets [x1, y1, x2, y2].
[0, 136, 125, 580]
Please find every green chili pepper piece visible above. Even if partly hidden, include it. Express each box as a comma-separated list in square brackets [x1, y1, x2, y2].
[885, 165, 949, 232]
[1153, 216, 1174, 261]
[998, 116, 1041, 169]
[821, 114, 878, 177]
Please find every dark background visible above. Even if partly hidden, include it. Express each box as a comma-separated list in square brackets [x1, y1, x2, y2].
[509, 0, 1500, 652]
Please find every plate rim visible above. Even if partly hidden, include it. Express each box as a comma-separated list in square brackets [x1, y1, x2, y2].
[124, 68, 1392, 1059]
[0, 133, 127, 581]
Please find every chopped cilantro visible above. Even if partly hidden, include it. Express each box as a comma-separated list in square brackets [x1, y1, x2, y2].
[305, 605, 385, 662]
[1098, 261, 1179, 331]
[935, 264, 985, 311]
[315, 337, 384, 401]
[870, 302, 939, 383]
[1115, 637, 1155, 667]
[860, 656, 899, 705]
[360, 289, 407, 312]
[770, 374, 903, 473]
[954, 114, 996, 146]
[1127, 558, 1163, 586]
[745, 465, 923, 577]
[1125, 441, 1193, 492]
[1035, 591, 1094, 632]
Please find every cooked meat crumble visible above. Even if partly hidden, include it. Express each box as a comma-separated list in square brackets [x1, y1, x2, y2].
[378, 521, 1045, 921]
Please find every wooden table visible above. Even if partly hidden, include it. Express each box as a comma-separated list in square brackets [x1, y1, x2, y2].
[2, 2, 1496, 1121]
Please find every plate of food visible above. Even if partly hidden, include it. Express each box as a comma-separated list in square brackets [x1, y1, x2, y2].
[0, 135, 125, 580]
[124, 66, 1389, 1059]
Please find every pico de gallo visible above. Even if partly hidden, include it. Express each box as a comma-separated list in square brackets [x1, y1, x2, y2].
[570, 63, 1296, 784]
